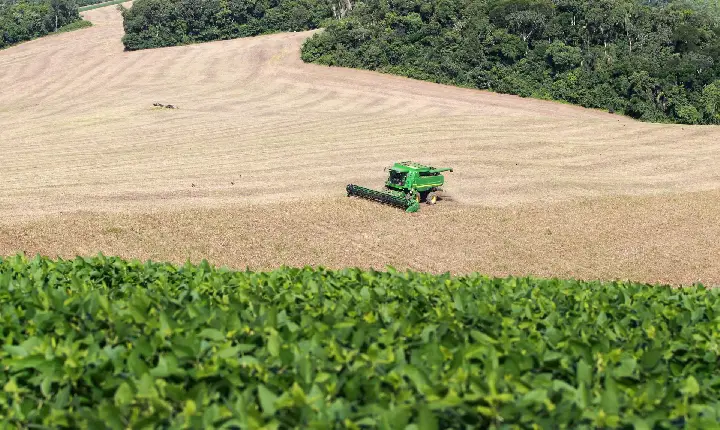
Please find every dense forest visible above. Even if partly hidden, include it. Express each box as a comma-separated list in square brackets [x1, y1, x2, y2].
[302, 0, 720, 124]
[5, 0, 720, 125]
[0, 0, 83, 49]
[119, 0, 720, 124]
[120, 0, 336, 50]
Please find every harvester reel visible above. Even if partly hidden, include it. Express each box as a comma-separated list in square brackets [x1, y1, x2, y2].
[347, 184, 420, 213]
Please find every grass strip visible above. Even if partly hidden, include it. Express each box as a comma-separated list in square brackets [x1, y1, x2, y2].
[79, 0, 128, 12]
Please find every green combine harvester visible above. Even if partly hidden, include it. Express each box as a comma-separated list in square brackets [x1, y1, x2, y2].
[346, 161, 453, 213]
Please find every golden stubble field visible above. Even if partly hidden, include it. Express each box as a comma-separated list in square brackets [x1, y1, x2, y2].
[1, 3, 720, 285]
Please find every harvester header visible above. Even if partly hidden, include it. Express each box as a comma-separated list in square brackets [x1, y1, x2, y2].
[346, 161, 453, 213]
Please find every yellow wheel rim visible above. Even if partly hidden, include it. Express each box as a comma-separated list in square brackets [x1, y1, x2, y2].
[431, 195, 437, 203]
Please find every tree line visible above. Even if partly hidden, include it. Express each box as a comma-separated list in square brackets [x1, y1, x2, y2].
[119, 0, 720, 124]
[119, 0, 338, 50]
[4, 0, 720, 125]
[301, 0, 720, 124]
[0, 0, 82, 49]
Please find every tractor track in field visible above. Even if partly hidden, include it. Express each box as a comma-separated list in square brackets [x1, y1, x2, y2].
[1, 3, 720, 285]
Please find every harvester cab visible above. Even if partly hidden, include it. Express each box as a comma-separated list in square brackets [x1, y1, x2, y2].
[346, 161, 453, 213]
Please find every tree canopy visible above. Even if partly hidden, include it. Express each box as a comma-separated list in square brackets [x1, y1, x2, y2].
[0, 0, 81, 49]
[301, 0, 720, 124]
[120, 0, 336, 51]
[7, 0, 720, 125]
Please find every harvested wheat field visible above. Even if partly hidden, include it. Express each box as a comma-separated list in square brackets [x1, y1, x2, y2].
[1, 3, 720, 286]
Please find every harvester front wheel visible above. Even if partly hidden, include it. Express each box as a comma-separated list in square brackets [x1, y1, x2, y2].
[426, 192, 438, 205]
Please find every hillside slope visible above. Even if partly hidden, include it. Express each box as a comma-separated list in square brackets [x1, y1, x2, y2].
[0, 4, 719, 285]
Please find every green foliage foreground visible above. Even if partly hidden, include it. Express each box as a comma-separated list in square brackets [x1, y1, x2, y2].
[1, 254, 720, 428]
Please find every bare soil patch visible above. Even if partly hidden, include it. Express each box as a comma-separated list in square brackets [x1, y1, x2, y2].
[1, 4, 719, 285]
[1, 191, 719, 286]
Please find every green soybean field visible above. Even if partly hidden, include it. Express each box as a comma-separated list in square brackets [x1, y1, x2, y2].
[1, 254, 719, 429]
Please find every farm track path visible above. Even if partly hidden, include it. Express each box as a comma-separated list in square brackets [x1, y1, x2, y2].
[1, 3, 720, 285]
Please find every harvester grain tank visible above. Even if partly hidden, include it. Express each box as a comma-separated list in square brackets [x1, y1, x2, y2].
[346, 161, 453, 213]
